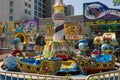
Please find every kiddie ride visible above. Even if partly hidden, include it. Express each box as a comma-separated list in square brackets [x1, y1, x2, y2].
[1, 21, 118, 76]
[1, 38, 62, 75]
[1, 33, 117, 75]
[1, 36, 81, 75]
[75, 32, 117, 74]
[0, 0, 118, 76]
[43, 40, 81, 75]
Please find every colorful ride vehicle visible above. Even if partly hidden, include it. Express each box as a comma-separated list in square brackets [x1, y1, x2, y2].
[17, 57, 62, 75]
[76, 53, 116, 74]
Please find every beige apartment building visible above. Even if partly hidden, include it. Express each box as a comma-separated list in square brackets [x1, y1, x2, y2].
[0, 0, 55, 22]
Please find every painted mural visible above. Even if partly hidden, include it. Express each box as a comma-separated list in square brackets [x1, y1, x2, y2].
[83, 2, 120, 31]
[0, 19, 39, 47]
[25, 19, 39, 33]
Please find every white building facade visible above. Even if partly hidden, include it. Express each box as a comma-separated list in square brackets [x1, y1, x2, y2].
[0, 0, 54, 21]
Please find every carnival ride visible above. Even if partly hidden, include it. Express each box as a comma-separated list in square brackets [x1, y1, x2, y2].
[17, 57, 62, 75]
[75, 32, 117, 74]
[0, 1, 119, 79]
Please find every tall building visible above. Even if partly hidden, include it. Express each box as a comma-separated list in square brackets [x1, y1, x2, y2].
[65, 5, 74, 16]
[43, 0, 55, 18]
[0, 0, 55, 22]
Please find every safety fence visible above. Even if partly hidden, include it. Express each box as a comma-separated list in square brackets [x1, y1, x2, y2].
[0, 70, 66, 80]
[1, 69, 120, 80]
[86, 70, 120, 80]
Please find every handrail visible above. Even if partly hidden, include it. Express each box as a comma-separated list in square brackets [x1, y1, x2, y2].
[86, 70, 120, 80]
[2, 68, 120, 80]
[0, 70, 66, 80]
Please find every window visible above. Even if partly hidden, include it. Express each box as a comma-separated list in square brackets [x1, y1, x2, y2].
[38, 13, 41, 17]
[38, 7, 41, 11]
[34, 5, 37, 10]
[34, 11, 37, 16]
[43, 15, 46, 18]
[9, 16, 13, 21]
[25, 9, 27, 14]
[9, 1, 13, 7]
[25, 2, 28, 7]
[28, 4, 31, 8]
[9, 8, 13, 14]
[38, 2, 41, 6]
[34, 0, 37, 4]
[43, 4, 46, 8]
[28, 11, 31, 15]
[43, 10, 46, 14]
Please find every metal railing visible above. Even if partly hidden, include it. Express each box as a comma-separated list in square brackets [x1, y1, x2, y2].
[86, 70, 120, 80]
[1, 69, 120, 80]
[0, 70, 66, 80]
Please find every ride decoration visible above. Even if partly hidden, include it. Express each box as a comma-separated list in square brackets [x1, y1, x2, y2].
[43, 0, 82, 75]
[84, 2, 120, 33]
[10, 38, 23, 57]
[3, 54, 18, 70]
[64, 22, 78, 36]
[76, 55, 115, 74]
[75, 32, 117, 74]
[1, 38, 23, 71]
[17, 57, 62, 75]
[1, 37, 62, 75]
[52, 0, 65, 41]
[46, 23, 54, 36]
[43, 41, 73, 60]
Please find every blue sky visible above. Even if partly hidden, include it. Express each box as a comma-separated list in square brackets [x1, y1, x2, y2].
[63, 0, 120, 15]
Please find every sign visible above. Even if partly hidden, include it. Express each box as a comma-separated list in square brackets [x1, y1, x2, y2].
[65, 35, 83, 40]
[84, 2, 120, 31]
[84, 2, 120, 21]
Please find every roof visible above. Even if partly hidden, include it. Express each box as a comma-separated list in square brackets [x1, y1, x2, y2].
[53, 0, 63, 7]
